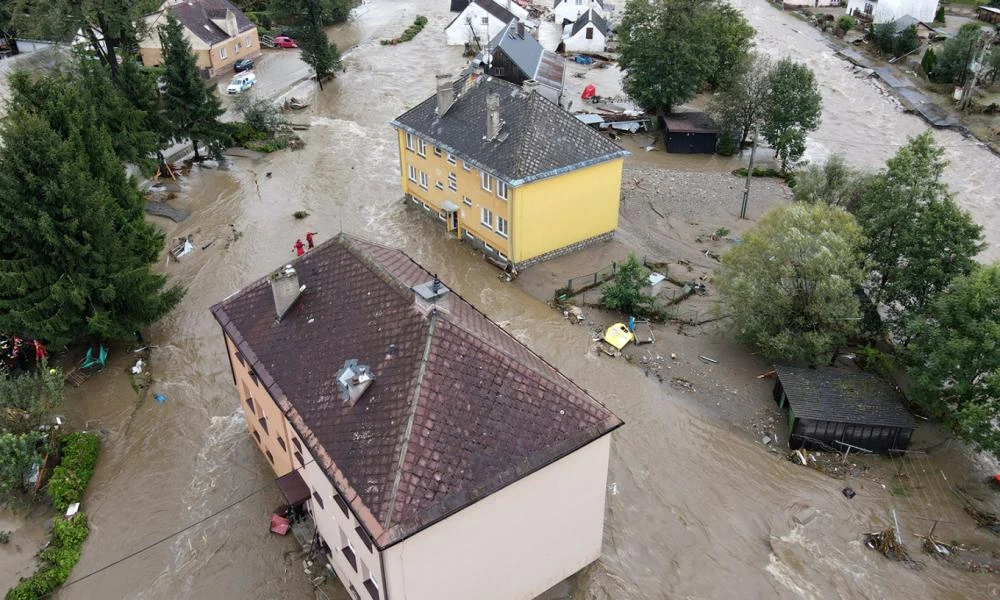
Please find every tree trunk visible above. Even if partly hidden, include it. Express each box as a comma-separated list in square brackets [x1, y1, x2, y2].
[95, 12, 119, 82]
[192, 139, 201, 160]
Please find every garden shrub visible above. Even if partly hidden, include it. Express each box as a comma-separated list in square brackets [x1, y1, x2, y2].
[47, 432, 100, 512]
[5, 514, 89, 600]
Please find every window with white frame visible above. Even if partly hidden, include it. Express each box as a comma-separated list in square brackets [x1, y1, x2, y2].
[419, 171, 428, 189]
[435, 181, 444, 190]
[433, 146, 442, 157]
[496, 216, 508, 238]
[481, 207, 493, 229]
[448, 172, 457, 191]
[220, 46, 228, 60]
[496, 180, 508, 200]
[245, 35, 252, 46]
[480, 171, 492, 192]
[446, 152, 456, 165]
[463, 196, 473, 207]
[417, 139, 426, 156]
[235, 40, 241, 52]
[461, 160, 472, 172]
[405, 133, 414, 150]
[407, 165, 417, 182]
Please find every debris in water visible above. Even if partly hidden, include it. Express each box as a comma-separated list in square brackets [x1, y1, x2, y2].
[864, 528, 922, 568]
[762, 436, 771, 445]
[698, 355, 718, 364]
[842, 487, 856, 499]
[154, 393, 167, 404]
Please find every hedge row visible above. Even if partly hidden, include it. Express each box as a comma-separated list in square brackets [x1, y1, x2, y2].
[47, 432, 100, 512]
[380, 16, 428, 45]
[5, 514, 90, 600]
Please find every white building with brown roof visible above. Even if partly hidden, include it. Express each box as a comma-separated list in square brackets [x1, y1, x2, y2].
[139, 0, 260, 78]
[210, 234, 623, 600]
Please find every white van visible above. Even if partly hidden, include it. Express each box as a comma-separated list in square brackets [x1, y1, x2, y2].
[227, 72, 256, 94]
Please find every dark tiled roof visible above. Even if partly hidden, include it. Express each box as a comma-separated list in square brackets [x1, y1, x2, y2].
[447, 0, 515, 30]
[570, 9, 610, 37]
[391, 76, 627, 185]
[487, 20, 566, 93]
[663, 111, 719, 134]
[776, 366, 915, 429]
[211, 235, 622, 548]
[451, 0, 471, 12]
[168, 0, 254, 46]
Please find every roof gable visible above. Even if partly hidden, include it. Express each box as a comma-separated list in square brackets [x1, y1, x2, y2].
[164, 0, 255, 46]
[391, 76, 626, 185]
[211, 235, 622, 547]
[570, 9, 609, 37]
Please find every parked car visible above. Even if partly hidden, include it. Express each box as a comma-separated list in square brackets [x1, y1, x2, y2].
[272, 35, 297, 48]
[227, 72, 256, 94]
[233, 58, 254, 72]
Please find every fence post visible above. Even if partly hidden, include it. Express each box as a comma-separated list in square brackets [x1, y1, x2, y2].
[567, 279, 572, 291]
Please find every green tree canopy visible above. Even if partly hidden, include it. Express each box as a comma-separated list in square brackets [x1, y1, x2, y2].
[718, 202, 865, 365]
[709, 52, 772, 148]
[295, 0, 341, 90]
[0, 71, 183, 348]
[930, 23, 986, 84]
[618, 0, 753, 115]
[902, 264, 1000, 456]
[159, 14, 229, 160]
[854, 132, 984, 336]
[600, 253, 653, 315]
[792, 154, 871, 212]
[760, 58, 822, 172]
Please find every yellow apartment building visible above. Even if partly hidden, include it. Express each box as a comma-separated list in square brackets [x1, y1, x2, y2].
[390, 74, 628, 269]
[210, 234, 623, 600]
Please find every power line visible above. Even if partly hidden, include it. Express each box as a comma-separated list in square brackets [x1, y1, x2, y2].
[53, 458, 316, 595]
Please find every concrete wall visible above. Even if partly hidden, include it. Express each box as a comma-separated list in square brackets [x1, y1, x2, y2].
[512, 158, 622, 263]
[382, 435, 612, 600]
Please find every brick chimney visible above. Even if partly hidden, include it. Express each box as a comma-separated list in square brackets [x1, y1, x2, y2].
[270, 265, 305, 321]
[523, 79, 539, 96]
[436, 73, 454, 116]
[485, 92, 501, 140]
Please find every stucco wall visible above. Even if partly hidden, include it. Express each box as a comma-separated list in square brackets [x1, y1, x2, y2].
[446, 6, 507, 46]
[512, 158, 622, 263]
[563, 27, 606, 53]
[382, 434, 612, 600]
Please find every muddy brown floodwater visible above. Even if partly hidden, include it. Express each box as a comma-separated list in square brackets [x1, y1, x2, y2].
[17, 1, 995, 599]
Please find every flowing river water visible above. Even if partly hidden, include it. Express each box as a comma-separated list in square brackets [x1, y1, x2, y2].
[4, 1, 997, 598]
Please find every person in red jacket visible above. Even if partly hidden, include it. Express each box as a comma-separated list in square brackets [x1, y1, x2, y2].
[293, 239, 305, 256]
[305, 231, 317, 249]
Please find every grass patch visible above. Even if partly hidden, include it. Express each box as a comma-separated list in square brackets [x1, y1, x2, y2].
[47, 432, 100, 512]
[5, 514, 89, 600]
[293, 210, 309, 219]
[381, 16, 428, 45]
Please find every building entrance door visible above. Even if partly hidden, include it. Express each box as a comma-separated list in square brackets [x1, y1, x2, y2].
[447, 210, 458, 232]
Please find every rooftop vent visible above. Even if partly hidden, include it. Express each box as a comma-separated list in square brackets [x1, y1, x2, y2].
[485, 92, 502, 141]
[412, 274, 450, 314]
[522, 79, 539, 96]
[270, 265, 305, 321]
[337, 359, 374, 406]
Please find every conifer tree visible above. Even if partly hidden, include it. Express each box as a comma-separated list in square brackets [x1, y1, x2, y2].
[297, 0, 341, 90]
[0, 72, 183, 348]
[159, 14, 229, 160]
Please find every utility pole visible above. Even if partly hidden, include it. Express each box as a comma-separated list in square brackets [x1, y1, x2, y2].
[740, 125, 758, 220]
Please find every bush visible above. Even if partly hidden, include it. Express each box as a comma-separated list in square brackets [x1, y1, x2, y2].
[47, 432, 100, 512]
[837, 15, 856, 33]
[5, 514, 89, 600]
[380, 15, 428, 45]
[600, 253, 655, 316]
[921, 47, 937, 77]
[934, 6, 945, 23]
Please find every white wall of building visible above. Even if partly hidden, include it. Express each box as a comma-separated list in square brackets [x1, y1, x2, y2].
[554, 0, 605, 24]
[845, 0, 937, 22]
[446, 5, 510, 46]
[381, 435, 613, 600]
[782, 0, 842, 7]
[562, 22, 606, 53]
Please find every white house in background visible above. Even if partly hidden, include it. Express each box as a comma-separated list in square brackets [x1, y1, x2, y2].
[562, 9, 609, 53]
[846, 0, 938, 23]
[445, 0, 515, 46]
[554, 0, 606, 24]
[451, 0, 530, 21]
[782, 0, 842, 7]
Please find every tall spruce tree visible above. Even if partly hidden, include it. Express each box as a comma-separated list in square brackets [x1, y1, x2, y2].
[0, 71, 183, 348]
[297, 0, 341, 90]
[159, 15, 229, 160]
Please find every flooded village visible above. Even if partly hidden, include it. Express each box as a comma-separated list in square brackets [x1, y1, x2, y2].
[1, 0, 1000, 599]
